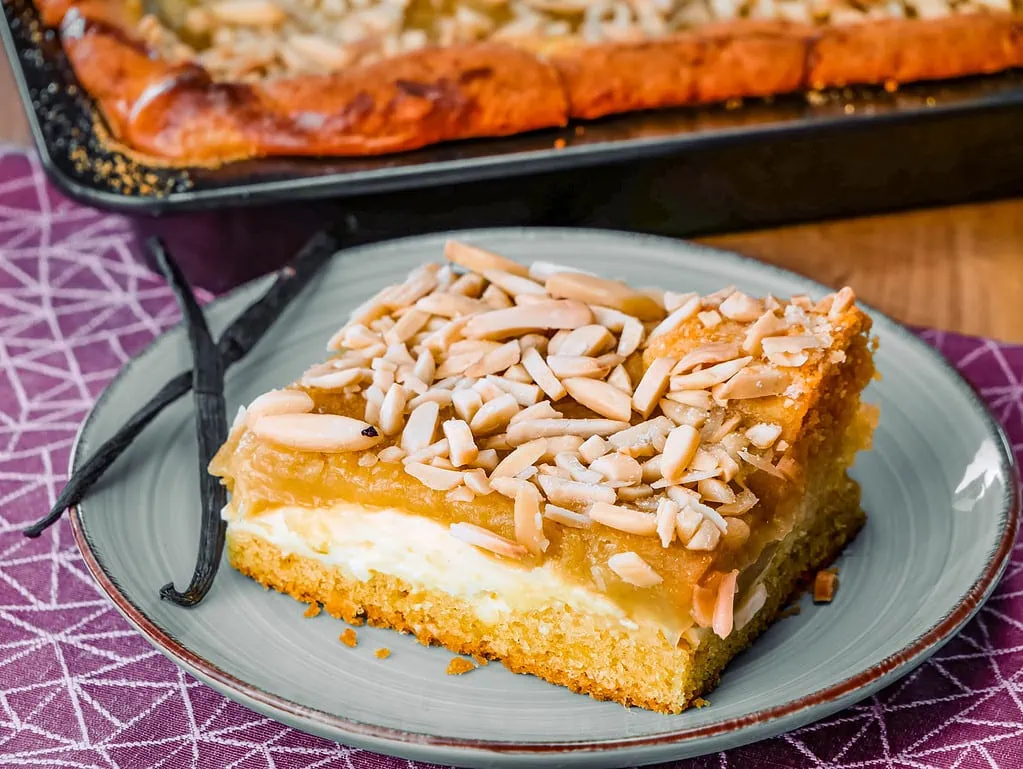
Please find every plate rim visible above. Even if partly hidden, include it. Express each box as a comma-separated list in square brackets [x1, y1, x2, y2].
[68, 227, 1021, 757]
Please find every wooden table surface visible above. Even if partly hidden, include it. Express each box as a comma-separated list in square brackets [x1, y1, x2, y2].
[2, 56, 1021, 342]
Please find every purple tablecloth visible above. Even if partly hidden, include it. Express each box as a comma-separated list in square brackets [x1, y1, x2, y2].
[2, 147, 1022, 769]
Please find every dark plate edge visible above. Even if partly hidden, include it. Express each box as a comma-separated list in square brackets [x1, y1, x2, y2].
[67, 227, 1021, 759]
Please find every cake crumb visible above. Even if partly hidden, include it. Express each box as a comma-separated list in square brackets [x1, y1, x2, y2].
[472, 654, 489, 666]
[692, 697, 710, 708]
[339, 628, 358, 647]
[778, 604, 802, 619]
[814, 570, 840, 603]
[374, 648, 391, 659]
[554, 138, 567, 150]
[303, 603, 321, 618]
[446, 657, 477, 675]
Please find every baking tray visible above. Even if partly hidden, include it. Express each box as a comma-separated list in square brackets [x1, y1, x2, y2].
[6, 0, 1023, 289]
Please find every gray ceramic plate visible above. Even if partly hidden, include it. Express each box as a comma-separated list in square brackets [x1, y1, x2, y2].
[71, 229, 1019, 768]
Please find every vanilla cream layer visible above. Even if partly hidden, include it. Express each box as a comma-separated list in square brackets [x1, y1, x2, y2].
[224, 500, 644, 631]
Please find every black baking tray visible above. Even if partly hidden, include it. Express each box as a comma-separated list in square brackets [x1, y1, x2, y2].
[6, 0, 1023, 290]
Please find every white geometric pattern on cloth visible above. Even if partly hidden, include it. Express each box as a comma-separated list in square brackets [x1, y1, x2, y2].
[1, 147, 1022, 768]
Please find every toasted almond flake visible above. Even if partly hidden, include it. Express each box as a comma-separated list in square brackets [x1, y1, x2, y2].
[503, 364, 533, 383]
[633, 357, 676, 417]
[828, 286, 856, 319]
[403, 438, 450, 464]
[520, 347, 567, 401]
[463, 301, 592, 340]
[483, 269, 548, 298]
[546, 355, 609, 380]
[544, 503, 591, 528]
[400, 401, 440, 453]
[608, 552, 662, 587]
[664, 291, 698, 313]
[377, 446, 406, 463]
[472, 378, 506, 403]
[664, 389, 714, 409]
[465, 341, 520, 378]
[722, 517, 751, 549]
[416, 293, 488, 319]
[768, 351, 810, 367]
[491, 438, 548, 478]
[558, 325, 616, 357]
[335, 323, 382, 351]
[814, 570, 840, 602]
[538, 435, 586, 461]
[673, 343, 742, 374]
[591, 566, 607, 592]
[519, 334, 549, 353]
[641, 455, 662, 483]
[511, 402, 562, 424]
[661, 424, 701, 483]
[446, 486, 474, 503]
[713, 570, 739, 638]
[719, 292, 763, 322]
[606, 364, 633, 395]
[617, 484, 653, 502]
[707, 413, 742, 443]
[463, 468, 493, 495]
[656, 498, 680, 547]
[469, 393, 520, 435]
[698, 310, 722, 329]
[430, 456, 456, 470]
[742, 310, 788, 355]
[760, 335, 824, 355]
[421, 316, 470, 353]
[413, 351, 436, 385]
[686, 518, 721, 551]
[245, 390, 315, 426]
[589, 453, 643, 486]
[473, 448, 499, 472]
[690, 499, 728, 532]
[588, 305, 632, 332]
[537, 475, 616, 507]
[357, 452, 378, 467]
[372, 357, 398, 373]
[444, 240, 529, 278]
[407, 390, 453, 410]
[738, 448, 787, 479]
[447, 272, 486, 297]
[486, 375, 543, 407]
[745, 423, 782, 449]
[607, 417, 673, 457]
[579, 435, 609, 463]
[646, 296, 701, 343]
[710, 447, 740, 482]
[450, 522, 528, 560]
[303, 368, 366, 390]
[529, 261, 597, 282]
[488, 476, 532, 499]
[514, 485, 549, 555]
[712, 366, 789, 401]
[253, 413, 382, 452]
[562, 377, 632, 421]
[719, 488, 758, 515]
[734, 583, 768, 631]
[480, 434, 513, 451]
[434, 352, 485, 380]
[698, 478, 736, 504]
[776, 440, 790, 452]
[209, 0, 285, 25]
[507, 418, 629, 445]
[376, 384, 407, 436]
[405, 462, 463, 490]
[384, 309, 430, 346]
[372, 367, 395, 392]
[538, 463, 570, 479]
[387, 343, 417, 368]
[482, 284, 514, 309]
[659, 399, 708, 428]
[554, 452, 602, 484]
[589, 503, 657, 536]
[546, 272, 664, 321]
[451, 389, 483, 424]
[442, 419, 478, 467]
[670, 357, 753, 391]
[676, 505, 703, 542]
[547, 330, 571, 355]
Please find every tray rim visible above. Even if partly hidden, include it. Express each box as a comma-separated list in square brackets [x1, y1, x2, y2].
[5, 0, 1023, 216]
[65, 227, 1022, 764]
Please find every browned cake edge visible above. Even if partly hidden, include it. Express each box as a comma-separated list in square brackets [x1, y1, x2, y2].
[226, 476, 864, 713]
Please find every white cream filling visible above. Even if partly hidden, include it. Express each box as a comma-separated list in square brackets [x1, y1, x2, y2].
[225, 501, 641, 630]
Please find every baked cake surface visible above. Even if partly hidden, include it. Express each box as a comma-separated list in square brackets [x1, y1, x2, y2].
[210, 241, 877, 712]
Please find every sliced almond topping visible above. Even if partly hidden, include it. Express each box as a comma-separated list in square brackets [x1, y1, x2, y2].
[722, 517, 751, 549]
[589, 503, 657, 536]
[707, 413, 742, 443]
[659, 399, 708, 428]
[544, 503, 591, 528]
[511, 401, 563, 424]
[734, 583, 768, 631]
[404, 462, 463, 491]
[588, 305, 632, 332]
[529, 261, 596, 283]
[377, 446, 406, 463]
[661, 424, 701, 483]
[469, 393, 520, 435]
[710, 447, 740, 483]
[656, 498, 680, 547]
[507, 418, 629, 445]
[489, 476, 532, 499]
[403, 438, 449, 464]
[483, 269, 548, 298]
[698, 310, 722, 329]
[675, 505, 703, 543]
[421, 316, 470, 353]
[554, 451, 603, 484]
[698, 478, 736, 504]
[416, 293, 487, 319]
[607, 552, 662, 587]
[444, 240, 529, 278]
[465, 341, 520, 378]
[641, 455, 662, 483]
[447, 272, 486, 298]
[712, 570, 739, 638]
[482, 283, 514, 309]
[486, 375, 543, 407]
[547, 330, 571, 355]
[702, 286, 737, 309]
[612, 316, 642, 357]
[491, 438, 548, 478]
[519, 334, 549, 354]
[712, 365, 789, 401]
[768, 351, 810, 368]
[408, 389, 452, 410]
[245, 390, 314, 426]
[546, 355, 609, 380]
[617, 484, 653, 502]
[607, 417, 673, 457]
[520, 346, 567, 401]
[579, 435, 609, 463]
[209, 0, 286, 26]
[372, 367, 395, 393]
[450, 522, 528, 560]
[745, 422, 782, 448]
[738, 448, 787, 479]
[558, 325, 616, 357]
[412, 351, 436, 386]
[451, 389, 483, 424]
[384, 309, 430, 346]
[671, 356, 753, 391]
[673, 343, 742, 375]
[447, 486, 475, 503]
[514, 484, 549, 555]
[719, 488, 758, 515]
[434, 352, 485, 380]
[742, 310, 788, 356]
[537, 474, 616, 507]
[364, 396, 381, 425]
[562, 378, 632, 421]
[828, 286, 856, 319]
[664, 290, 698, 312]
[538, 435, 586, 461]
[632, 357, 676, 417]
[606, 364, 633, 395]
[686, 518, 721, 551]
[332, 323, 382, 351]
[463, 468, 493, 495]
[546, 272, 665, 321]
[472, 378, 506, 402]
[462, 301, 592, 340]
[719, 291, 764, 322]
[473, 448, 499, 472]
[442, 419, 479, 468]
[761, 335, 824, 356]
[646, 296, 700, 344]
[589, 453, 643, 486]
[400, 401, 440, 453]
[479, 433, 513, 451]
[377, 384, 408, 436]
[253, 413, 382, 452]
[302, 367, 366, 390]
[503, 364, 533, 383]
[664, 389, 714, 409]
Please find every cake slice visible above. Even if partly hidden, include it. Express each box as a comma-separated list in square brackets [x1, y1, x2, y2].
[210, 242, 877, 713]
